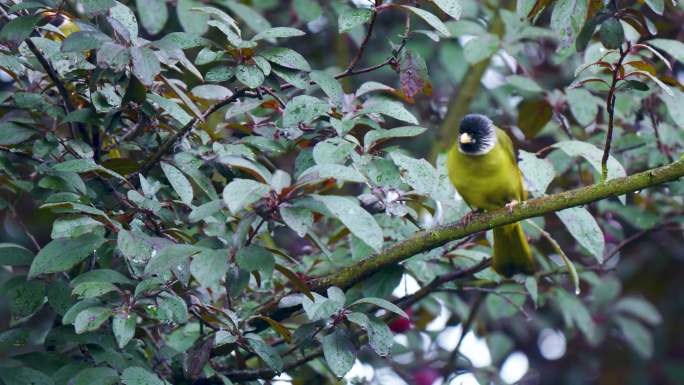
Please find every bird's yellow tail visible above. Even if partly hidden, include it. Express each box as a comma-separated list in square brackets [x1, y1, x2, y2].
[492, 223, 534, 277]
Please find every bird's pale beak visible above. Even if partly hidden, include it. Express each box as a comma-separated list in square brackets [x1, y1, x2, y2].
[459, 132, 473, 144]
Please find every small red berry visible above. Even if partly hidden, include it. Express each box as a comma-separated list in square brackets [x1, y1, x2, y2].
[413, 367, 440, 385]
[389, 308, 413, 333]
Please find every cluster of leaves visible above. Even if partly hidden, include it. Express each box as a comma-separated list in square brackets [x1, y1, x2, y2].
[0, 0, 683, 384]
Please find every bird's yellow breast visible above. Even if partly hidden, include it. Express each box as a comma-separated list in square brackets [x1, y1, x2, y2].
[447, 135, 524, 211]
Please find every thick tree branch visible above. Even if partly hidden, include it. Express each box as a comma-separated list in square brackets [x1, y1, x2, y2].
[309, 159, 684, 291]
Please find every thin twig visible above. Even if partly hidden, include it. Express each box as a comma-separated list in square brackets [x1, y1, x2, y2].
[24, 38, 87, 142]
[344, 10, 378, 73]
[603, 221, 671, 264]
[280, 11, 410, 91]
[601, 42, 631, 181]
[442, 294, 485, 381]
[138, 88, 255, 175]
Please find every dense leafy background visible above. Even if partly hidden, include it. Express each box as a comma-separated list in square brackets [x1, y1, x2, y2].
[1, 0, 684, 384]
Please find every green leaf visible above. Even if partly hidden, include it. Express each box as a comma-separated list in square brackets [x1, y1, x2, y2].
[660, 87, 684, 128]
[157, 292, 188, 323]
[313, 137, 356, 165]
[131, 47, 161, 86]
[556, 206, 605, 263]
[550, 0, 588, 47]
[401, 6, 451, 36]
[188, 199, 223, 223]
[110, 1, 139, 39]
[337, 7, 373, 33]
[177, 0, 209, 35]
[360, 98, 418, 124]
[236, 245, 275, 276]
[71, 269, 133, 286]
[82, 0, 116, 14]
[190, 248, 229, 287]
[97, 42, 130, 71]
[63, 298, 100, 325]
[245, 334, 284, 372]
[648, 38, 684, 64]
[191, 84, 231, 100]
[615, 297, 662, 325]
[74, 306, 113, 333]
[390, 152, 438, 196]
[279, 206, 313, 237]
[364, 126, 427, 152]
[0, 15, 41, 43]
[136, 0, 168, 35]
[117, 230, 155, 264]
[61, 31, 112, 52]
[5, 276, 45, 321]
[222, 178, 270, 213]
[0, 243, 34, 266]
[365, 315, 393, 356]
[507, 75, 543, 92]
[322, 329, 356, 378]
[252, 27, 305, 41]
[294, 0, 322, 22]
[645, 0, 664, 15]
[148, 93, 193, 125]
[223, 0, 271, 33]
[350, 297, 409, 319]
[518, 150, 555, 196]
[283, 95, 329, 126]
[0, 367, 54, 385]
[161, 162, 194, 205]
[69, 367, 119, 385]
[615, 316, 653, 358]
[298, 164, 366, 184]
[121, 367, 165, 385]
[463, 33, 499, 63]
[144, 244, 203, 275]
[301, 293, 344, 321]
[112, 312, 137, 348]
[260, 47, 311, 71]
[600, 17, 624, 50]
[236, 64, 265, 88]
[214, 330, 238, 347]
[310, 70, 344, 105]
[51, 216, 103, 239]
[576, 15, 600, 52]
[72, 281, 118, 299]
[175, 152, 219, 199]
[312, 194, 383, 251]
[553, 288, 596, 344]
[0, 122, 35, 145]
[552, 140, 626, 182]
[434, 0, 463, 20]
[566, 88, 598, 126]
[28, 232, 106, 278]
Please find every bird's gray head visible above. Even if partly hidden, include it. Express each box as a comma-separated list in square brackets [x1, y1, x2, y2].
[457, 114, 497, 155]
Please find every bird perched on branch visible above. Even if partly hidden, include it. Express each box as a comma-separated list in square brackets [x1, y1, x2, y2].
[447, 114, 533, 277]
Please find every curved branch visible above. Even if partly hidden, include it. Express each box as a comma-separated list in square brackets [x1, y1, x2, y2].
[310, 159, 684, 290]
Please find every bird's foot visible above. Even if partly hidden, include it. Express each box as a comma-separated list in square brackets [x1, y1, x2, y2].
[505, 200, 519, 214]
[458, 210, 481, 226]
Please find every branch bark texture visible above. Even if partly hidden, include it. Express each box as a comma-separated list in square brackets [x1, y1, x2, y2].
[309, 159, 684, 291]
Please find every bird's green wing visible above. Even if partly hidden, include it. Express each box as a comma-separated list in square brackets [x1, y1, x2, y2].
[496, 127, 527, 200]
[496, 128, 516, 164]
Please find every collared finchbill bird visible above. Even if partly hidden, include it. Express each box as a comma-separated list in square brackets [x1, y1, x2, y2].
[447, 114, 533, 277]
